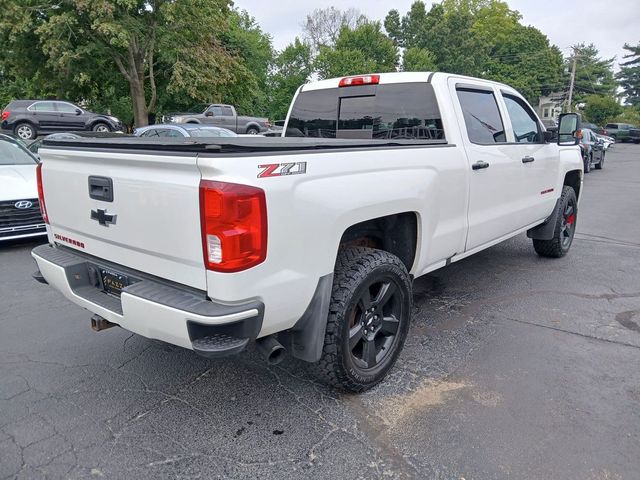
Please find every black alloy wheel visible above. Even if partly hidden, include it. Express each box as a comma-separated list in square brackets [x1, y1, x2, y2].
[348, 277, 403, 370]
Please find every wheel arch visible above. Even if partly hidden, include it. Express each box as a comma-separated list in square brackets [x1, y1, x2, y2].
[245, 122, 261, 133]
[89, 118, 110, 130]
[563, 169, 582, 200]
[338, 212, 419, 274]
[14, 120, 36, 132]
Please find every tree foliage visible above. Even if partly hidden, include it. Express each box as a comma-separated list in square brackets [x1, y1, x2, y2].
[0, 1, 272, 127]
[582, 95, 623, 126]
[315, 22, 398, 79]
[384, 0, 565, 102]
[617, 42, 640, 106]
[268, 38, 313, 121]
[568, 44, 617, 103]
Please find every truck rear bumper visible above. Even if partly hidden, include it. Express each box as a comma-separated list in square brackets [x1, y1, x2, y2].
[31, 244, 264, 357]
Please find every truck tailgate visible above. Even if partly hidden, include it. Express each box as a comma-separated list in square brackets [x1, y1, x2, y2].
[39, 147, 206, 290]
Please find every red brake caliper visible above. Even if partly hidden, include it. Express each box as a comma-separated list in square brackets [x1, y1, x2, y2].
[566, 214, 575, 225]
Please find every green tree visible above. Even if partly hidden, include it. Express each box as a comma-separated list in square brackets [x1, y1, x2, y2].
[617, 42, 640, 106]
[0, 1, 272, 127]
[315, 22, 398, 79]
[402, 48, 437, 71]
[568, 44, 617, 103]
[383, 0, 565, 101]
[268, 38, 313, 120]
[582, 95, 623, 126]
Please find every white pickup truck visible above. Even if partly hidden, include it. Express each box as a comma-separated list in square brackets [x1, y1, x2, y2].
[32, 72, 583, 392]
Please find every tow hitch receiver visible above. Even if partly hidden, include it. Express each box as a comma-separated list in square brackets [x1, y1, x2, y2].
[90, 314, 118, 331]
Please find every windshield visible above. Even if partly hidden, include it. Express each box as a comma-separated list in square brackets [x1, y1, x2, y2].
[0, 139, 37, 165]
[187, 103, 210, 114]
[188, 128, 236, 138]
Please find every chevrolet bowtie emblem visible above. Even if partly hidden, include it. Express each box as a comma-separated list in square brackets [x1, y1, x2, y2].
[90, 208, 117, 226]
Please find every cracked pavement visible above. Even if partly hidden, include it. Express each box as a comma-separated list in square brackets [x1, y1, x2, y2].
[1, 144, 639, 479]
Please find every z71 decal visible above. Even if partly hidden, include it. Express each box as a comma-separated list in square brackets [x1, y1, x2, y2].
[258, 162, 307, 178]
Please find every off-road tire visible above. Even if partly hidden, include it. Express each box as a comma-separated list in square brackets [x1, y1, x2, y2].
[533, 185, 577, 258]
[313, 247, 412, 392]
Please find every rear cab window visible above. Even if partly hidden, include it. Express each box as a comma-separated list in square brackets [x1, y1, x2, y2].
[285, 82, 445, 141]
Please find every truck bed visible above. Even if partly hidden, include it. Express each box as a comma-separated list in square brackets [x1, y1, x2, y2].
[42, 135, 449, 154]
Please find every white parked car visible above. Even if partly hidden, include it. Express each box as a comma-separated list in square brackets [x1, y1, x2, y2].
[0, 134, 46, 241]
[134, 124, 237, 138]
[32, 72, 583, 391]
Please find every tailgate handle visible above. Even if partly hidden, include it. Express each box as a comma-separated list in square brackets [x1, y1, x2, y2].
[88, 176, 114, 202]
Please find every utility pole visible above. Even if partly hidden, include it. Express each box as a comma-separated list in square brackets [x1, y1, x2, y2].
[567, 47, 578, 112]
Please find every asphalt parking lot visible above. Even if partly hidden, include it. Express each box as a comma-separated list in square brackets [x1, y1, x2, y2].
[1, 144, 639, 480]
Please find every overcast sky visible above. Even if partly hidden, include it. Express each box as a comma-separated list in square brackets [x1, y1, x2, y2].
[234, 0, 639, 69]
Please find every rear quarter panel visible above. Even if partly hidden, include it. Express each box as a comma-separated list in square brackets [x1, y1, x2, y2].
[198, 144, 469, 335]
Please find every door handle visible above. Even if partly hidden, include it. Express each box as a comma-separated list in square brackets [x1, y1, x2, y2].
[472, 161, 490, 170]
[522, 156, 535, 163]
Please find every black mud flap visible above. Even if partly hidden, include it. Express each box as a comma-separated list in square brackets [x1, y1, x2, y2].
[527, 198, 561, 241]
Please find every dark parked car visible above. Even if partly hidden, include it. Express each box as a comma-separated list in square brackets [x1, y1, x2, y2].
[580, 128, 605, 173]
[1, 100, 123, 140]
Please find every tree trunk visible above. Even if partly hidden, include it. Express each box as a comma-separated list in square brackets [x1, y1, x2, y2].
[130, 79, 148, 128]
[111, 34, 156, 128]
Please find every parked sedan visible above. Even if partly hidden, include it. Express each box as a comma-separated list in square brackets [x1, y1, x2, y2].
[134, 124, 237, 138]
[580, 128, 605, 173]
[1, 100, 123, 140]
[0, 134, 46, 241]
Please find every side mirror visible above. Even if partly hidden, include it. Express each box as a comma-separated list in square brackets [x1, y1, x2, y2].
[544, 130, 557, 142]
[205, 111, 214, 117]
[557, 113, 581, 146]
[75, 108, 82, 115]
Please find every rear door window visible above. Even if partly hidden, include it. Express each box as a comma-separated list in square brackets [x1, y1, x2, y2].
[29, 102, 57, 112]
[456, 88, 506, 144]
[286, 83, 445, 140]
[222, 106, 234, 116]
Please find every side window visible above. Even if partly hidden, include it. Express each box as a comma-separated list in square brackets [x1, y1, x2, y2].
[208, 106, 223, 116]
[155, 129, 172, 137]
[502, 94, 542, 143]
[456, 88, 506, 144]
[30, 102, 56, 112]
[140, 129, 158, 137]
[222, 106, 234, 116]
[55, 103, 78, 113]
[166, 129, 184, 137]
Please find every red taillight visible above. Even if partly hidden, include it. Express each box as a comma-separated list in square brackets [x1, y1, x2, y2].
[339, 74, 380, 87]
[199, 180, 267, 273]
[1, 111, 9, 121]
[36, 163, 49, 224]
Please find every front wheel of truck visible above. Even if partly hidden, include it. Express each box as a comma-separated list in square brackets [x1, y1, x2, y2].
[314, 247, 412, 392]
[533, 185, 577, 258]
